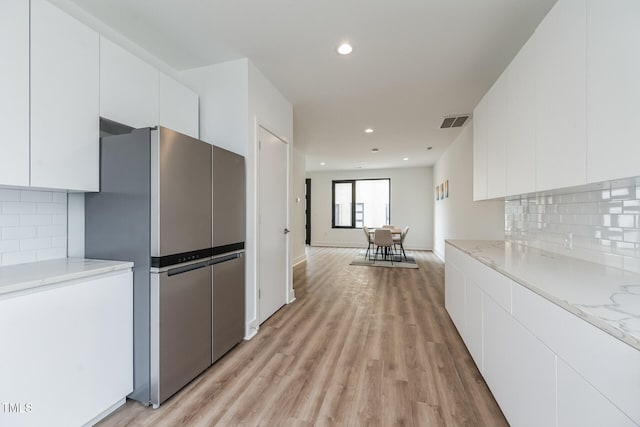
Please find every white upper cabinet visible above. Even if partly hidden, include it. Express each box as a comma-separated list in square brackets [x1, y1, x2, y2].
[159, 73, 199, 138]
[100, 37, 159, 128]
[506, 36, 537, 196]
[587, 0, 640, 184]
[534, 0, 587, 192]
[472, 94, 489, 201]
[486, 73, 507, 199]
[0, 0, 29, 187]
[30, 0, 99, 191]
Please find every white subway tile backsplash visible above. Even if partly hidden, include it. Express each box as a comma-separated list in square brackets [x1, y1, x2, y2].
[506, 179, 640, 273]
[20, 190, 52, 203]
[37, 225, 66, 238]
[51, 192, 67, 204]
[0, 189, 21, 202]
[2, 226, 37, 240]
[20, 237, 52, 251]
[0, 215, 19, 227]
[37, 202, 66, 214]
[0, 188, 67, 266]
[52, 214, 66, 225]
[2, 202, 37, 214]
[0, 240, 20, 253]
[19, 214, 52, 226]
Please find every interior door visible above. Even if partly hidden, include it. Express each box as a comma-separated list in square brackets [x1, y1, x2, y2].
[258, 126, 289, 324]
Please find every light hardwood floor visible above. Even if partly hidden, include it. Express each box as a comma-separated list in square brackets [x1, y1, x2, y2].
[99, 247, 507, 426]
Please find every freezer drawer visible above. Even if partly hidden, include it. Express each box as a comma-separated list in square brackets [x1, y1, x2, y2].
[212, 252, 245, 363]
[150, 262, 212, 407]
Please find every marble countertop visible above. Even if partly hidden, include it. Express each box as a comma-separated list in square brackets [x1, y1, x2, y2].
[0, 258, 134, 297]
[446, 240, 640, 351]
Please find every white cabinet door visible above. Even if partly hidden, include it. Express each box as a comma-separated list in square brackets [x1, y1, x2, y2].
[486, 74, 507, 199]
[0, 271, 133, 426]
[159, 73, 199, 138]
[30, 0, 99, 191]
[506, 35, 537, 197]
[0, 0, 29, 187]
[100, 36, 159, 129]
[465, 278, 483, 372]
[587, 0, 640, 184]
[557, 358, 636, 427]
[472, 94, 489, 201]
[534, 0, 587, 192]
[483, 294, 556, 427]
[512, 282, 640, 424]
[444, 258, 466, 336]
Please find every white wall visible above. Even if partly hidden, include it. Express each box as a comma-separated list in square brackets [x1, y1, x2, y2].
[181, 59, 249, 155]
[182, 59, 294, 338]
[291, 146, 307, 266]
[433, 123, 504, 260]
[306, 167, 434, 250]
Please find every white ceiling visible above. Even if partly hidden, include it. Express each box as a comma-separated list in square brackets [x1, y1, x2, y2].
[66, 0, 557, 171]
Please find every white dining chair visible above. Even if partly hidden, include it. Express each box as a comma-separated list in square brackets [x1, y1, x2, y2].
[394, 226, 410, 261]
[373, 228, 395, 264]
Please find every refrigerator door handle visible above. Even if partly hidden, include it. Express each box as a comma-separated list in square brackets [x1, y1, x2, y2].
[209, 252, 243, 266]
[167, 260, 210, 276]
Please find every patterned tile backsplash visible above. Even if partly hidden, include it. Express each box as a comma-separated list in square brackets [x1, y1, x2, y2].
[0, 188, 67, 266]
[505, 177, 640, 273]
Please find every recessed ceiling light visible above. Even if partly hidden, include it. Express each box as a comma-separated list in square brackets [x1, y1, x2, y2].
[403, 157, 409, 161]
[337, 43, 353, 55]
[371, 148, 379, 153]
[320, 162, 326, 166]
[364, 128, 374, 133]
[427, 146, 433, 151]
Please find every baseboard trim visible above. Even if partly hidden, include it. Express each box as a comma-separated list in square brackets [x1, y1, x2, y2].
[311, 243, 434, 251]
[292, 254, 307, 267]
[433, 249, 445, 262]
[245, 318, 259, 340]
[288, 288, 296, 304]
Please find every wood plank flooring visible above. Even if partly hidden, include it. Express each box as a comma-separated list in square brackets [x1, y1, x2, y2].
[98, 247, 507, 426]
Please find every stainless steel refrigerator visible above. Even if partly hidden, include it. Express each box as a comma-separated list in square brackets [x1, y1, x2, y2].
[85, 127, 245, 408]
[211, 146, 245, 363]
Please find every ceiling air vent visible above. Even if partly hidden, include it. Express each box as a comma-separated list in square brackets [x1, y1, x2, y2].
[440, 115, 469, 129]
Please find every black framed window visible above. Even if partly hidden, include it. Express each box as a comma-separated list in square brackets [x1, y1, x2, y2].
[332, 179, 390, 228]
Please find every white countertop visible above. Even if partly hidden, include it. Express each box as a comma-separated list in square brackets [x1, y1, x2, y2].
[446, 240, 640, 351]
[0, 258, 134, 297]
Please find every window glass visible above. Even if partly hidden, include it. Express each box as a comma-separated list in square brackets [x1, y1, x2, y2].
[334, 182, 352, 227]
[356, 179, 390, 227]
[332, 179, 390, 228]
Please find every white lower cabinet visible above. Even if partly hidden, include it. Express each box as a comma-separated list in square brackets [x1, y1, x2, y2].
[557, 358, 636, 427]
[464, 278, 483, 371]
[445, 242, 639, 426]
[444, 259, 465, 336]
[483, 294, 556, 427]
[0, 270, 133, 427]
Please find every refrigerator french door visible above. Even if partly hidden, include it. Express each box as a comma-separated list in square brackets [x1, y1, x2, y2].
[86, 126, 213, 408]
[212, 146, 246, 363]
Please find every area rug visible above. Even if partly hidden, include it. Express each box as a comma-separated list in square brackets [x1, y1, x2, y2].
[349, 250, 419, 269]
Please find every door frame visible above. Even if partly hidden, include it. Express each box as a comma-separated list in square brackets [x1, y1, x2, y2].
[256, 122, 294, 327]
[305, 178, 311, 245]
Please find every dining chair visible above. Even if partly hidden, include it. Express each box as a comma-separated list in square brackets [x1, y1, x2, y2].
[362, 226, 373, 259]
[373, 228, 395, 264]
[394, 226, 410, 261]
